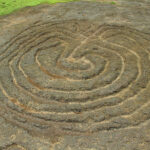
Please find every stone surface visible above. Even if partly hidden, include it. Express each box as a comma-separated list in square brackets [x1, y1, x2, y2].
[0, 1, 150, 150]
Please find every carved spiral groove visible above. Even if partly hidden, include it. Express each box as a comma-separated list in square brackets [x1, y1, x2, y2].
[0, 20, 150, 135]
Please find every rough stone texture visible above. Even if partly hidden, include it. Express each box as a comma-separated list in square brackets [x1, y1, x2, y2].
[0, 1, 150, 150]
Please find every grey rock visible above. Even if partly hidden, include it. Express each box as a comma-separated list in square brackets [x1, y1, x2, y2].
[0, 1, 150, 150]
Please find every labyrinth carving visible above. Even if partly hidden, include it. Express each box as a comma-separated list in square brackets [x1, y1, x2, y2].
[0, 20, 150, 136]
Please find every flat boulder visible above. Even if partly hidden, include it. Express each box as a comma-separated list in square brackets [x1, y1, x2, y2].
[0, 1, 150, 150]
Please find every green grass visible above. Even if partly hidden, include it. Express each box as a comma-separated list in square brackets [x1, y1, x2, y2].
[0, 0, 79, 16]
[0, 0, 116, 16]
[110, 1, 116, 4]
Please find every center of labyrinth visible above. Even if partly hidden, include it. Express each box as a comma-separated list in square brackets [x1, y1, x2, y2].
[0, 20, 150, 136]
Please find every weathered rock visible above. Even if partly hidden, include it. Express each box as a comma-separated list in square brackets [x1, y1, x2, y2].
[0, 1, 150, 150]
